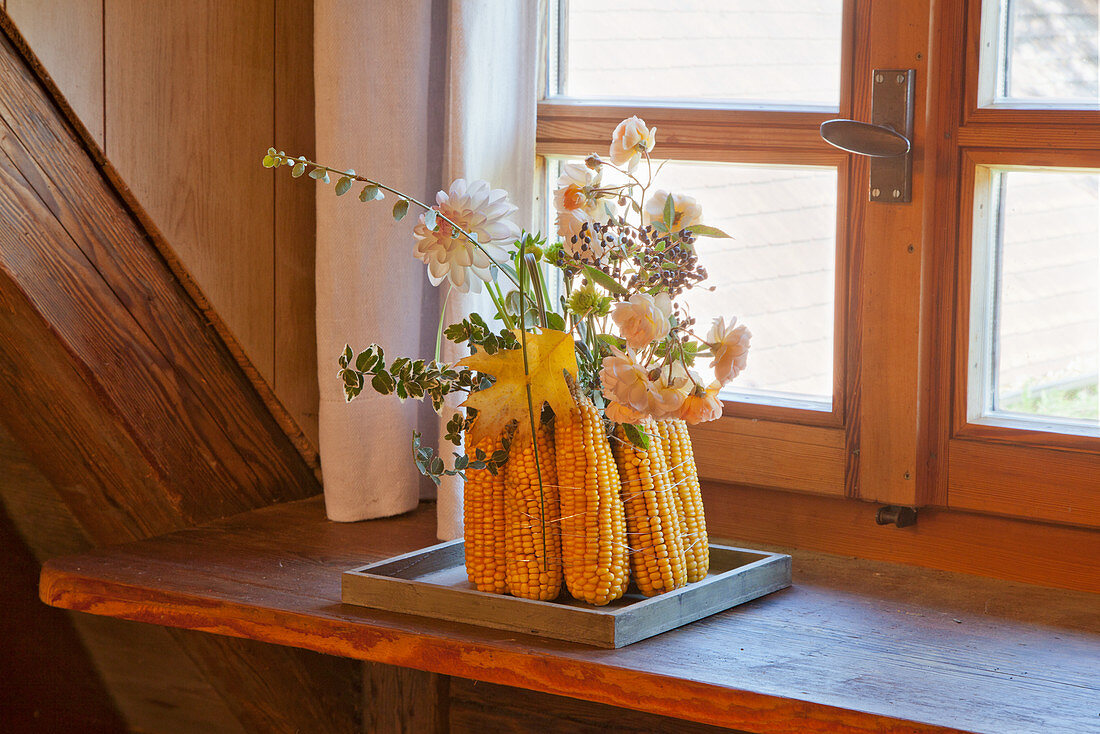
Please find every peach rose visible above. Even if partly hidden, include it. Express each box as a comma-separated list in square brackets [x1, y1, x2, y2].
[708, 316, 751, 385]
[678, 381, 723, 424]
[609, 116, 656, 171]
[642, 190, 703, 231]
[610, 293, 672, 350]
[599, 347, 650, 413]
[554, 163, 606, 243]
[605, 400, 648, 424]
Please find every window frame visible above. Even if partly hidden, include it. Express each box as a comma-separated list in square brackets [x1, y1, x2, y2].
[539, 0, 1100, 530]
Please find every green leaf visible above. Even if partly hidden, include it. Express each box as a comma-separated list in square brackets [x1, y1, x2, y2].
[309, 166, 327, 180]
[685, 224, 732, 238]
[546, 311, 566, 331]
[360, 184, 381, 202]
[342, 344, 353, 363]
[454, 454, 469, 471]
[335, 176, 353, 196]
[262, 154, 276, 168]
[371, 371, 395, 394]
[622, 422, 650, 450]
[582, 264, 628, 296]
[663, 193, 675, 230]
[356, 350, 377, 373]
[429, 456, 445, 475]
[393, 199, 410, 221]
[291, 161, 306, 178]
[424, 208, 438, 230]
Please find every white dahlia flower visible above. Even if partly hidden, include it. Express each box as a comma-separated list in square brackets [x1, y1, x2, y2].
[413, 178, 520, 293]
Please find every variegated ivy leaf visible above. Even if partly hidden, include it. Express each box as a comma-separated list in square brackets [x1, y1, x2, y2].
[392, 199, 410, 221]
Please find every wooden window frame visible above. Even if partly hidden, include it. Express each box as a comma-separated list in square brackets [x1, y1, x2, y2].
[927, 0, 1100, 529]
[539, 0, 1100, 531]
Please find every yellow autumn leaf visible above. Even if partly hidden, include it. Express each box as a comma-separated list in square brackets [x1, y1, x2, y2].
[458, 328, 578, 448]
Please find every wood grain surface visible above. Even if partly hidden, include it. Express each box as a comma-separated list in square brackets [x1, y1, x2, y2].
[702, 481, 1100, 594]
[104, 0, 276, 384]
[274, 0, 319, 446]
[6, 0, 103, 145]
[3, 1, 320, 452]
[40, 497, 1100, 734]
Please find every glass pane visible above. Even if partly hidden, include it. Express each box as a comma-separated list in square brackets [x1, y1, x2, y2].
[553, 1, 843, 108]
[548, 158, 837, 405]
[987, 170, 1099, 427]
[995, 0, 1099, 105]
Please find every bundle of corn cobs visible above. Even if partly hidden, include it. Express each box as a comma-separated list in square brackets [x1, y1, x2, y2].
[464, 378, 707, 606]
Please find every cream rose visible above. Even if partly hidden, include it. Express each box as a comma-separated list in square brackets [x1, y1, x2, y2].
[599, 347, 651, 413]
[610, 293, 672, 350]
[642, 190, 704, 231]
[708, 316, 751, 385]
[645, 361, 692, 419]
[609, 116, 656, 172]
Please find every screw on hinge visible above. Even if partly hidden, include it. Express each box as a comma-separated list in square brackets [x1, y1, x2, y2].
[876, 505, 918, 528]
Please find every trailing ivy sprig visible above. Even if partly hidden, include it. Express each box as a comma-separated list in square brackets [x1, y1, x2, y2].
[263, 148, 522, 292]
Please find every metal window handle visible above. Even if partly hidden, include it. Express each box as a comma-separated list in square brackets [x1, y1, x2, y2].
[820, 69, 915, 202]
[819, 119, 910, 158]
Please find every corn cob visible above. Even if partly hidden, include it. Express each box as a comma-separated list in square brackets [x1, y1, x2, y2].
[555, 377, 629, 606]
[657, 419, 709, 582]
[612, 418, 687, 596]
[463, 435, 508, 594]
[503, 420, 562, 600]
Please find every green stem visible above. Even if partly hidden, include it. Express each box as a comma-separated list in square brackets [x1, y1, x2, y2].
[516, 237, 549, 571]
[281, 154, 522, 290]
[486, 282, 515, 331]
[434, 284, 453, 363]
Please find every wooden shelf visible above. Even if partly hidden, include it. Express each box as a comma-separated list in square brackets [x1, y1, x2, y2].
[40, 497, 1100, 734]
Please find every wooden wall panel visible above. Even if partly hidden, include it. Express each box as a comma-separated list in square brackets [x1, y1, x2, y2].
[7, 0, 320, 451]
[274, 0, 319, 445]
[104, 0, 277, 385]
[6, 0, 103, 145]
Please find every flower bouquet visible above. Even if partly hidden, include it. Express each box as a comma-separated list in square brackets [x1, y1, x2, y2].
[264, 115, 750, 606]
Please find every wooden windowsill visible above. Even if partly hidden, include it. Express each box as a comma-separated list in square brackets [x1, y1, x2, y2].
[39, 497, 1099, 734]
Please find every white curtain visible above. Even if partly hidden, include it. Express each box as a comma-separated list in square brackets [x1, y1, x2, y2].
[314, 1, 538, 539]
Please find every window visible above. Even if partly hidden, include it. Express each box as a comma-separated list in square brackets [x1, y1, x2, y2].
[540, 0, 1100, 529]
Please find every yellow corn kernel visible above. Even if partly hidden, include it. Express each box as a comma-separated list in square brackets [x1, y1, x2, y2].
[612, 418, 687, 597]
[658, 419, 709, 582]
[555, 378, 629, 606]
[463, 435, 508, 594]
[503, 420, 562, 601]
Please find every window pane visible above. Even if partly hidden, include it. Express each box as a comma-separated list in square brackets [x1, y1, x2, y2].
[548, 159, 837, 406]
[979, 170, 1099, 429]
[987, 0, 1099, 105]
[551, 1, 843, 108]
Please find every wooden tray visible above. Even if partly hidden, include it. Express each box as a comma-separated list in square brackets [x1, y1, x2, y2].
[342, 540, 791, 648]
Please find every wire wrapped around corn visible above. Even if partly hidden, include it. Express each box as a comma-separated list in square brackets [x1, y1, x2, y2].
[555, 376, 630, 605]
[612, 417, 688, 596]
[503, 420, 563, 601]
[463, 435, 508, 594]
[463, 402, 709, 603]
[657, 419, 709, 582]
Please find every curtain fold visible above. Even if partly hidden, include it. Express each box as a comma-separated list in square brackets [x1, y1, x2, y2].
[435, 0, 539, 540]
[314, 1, 538, 539]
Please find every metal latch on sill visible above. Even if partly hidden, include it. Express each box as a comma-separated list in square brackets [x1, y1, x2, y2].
[820, 69, 915, 203]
